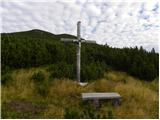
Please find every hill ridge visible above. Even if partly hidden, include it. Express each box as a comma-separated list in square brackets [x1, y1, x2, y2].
[1, 29, 77, 39]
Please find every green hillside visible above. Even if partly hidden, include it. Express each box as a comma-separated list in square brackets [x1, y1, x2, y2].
[1, 29, 159, 81]
[1, 67, 158, 118]
[1, 29, 159, 118]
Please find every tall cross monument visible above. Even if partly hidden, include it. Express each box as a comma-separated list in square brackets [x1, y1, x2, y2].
[61, 21, 96, 84]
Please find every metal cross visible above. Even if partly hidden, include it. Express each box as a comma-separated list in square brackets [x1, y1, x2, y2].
[61, 21, 96, 83]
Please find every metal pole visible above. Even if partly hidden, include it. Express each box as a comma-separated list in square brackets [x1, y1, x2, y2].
[77, 42, 81, 83]
[77, 21, 81, 83]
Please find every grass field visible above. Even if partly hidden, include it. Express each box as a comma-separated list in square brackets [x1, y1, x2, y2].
[1, 67, 159, 118]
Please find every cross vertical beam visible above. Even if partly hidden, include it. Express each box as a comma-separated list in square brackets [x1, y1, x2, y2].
[61, 21, 96, 84]
[77, 21, 81, 83]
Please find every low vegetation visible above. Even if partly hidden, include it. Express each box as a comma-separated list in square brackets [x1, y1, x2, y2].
[1, 67, 158, 119]
[1, 29, 159, 81]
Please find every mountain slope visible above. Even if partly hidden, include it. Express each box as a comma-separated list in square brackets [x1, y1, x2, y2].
[1, 29, 159, 118]
[1, 29, 159, 81]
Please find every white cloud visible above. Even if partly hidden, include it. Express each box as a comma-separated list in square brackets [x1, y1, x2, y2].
[86, 4, 101, 16]
[144, 2, 156, 11]
[1, 0, 159, 52]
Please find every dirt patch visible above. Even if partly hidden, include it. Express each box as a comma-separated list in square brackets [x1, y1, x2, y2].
[3, 100, 47, 118]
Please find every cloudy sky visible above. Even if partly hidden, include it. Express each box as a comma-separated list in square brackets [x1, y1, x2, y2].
[1, 0, 159, 52]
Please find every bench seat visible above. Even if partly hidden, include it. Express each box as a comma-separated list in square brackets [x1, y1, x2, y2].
[82, 92, 121, 100]
[82, 92, 121, 108]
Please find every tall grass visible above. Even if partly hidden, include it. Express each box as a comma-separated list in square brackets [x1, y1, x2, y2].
[1, 68, 159, 118]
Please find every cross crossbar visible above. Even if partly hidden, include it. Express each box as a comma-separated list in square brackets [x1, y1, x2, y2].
[82, 40, 96, 43]
[61, 38, 77, 43]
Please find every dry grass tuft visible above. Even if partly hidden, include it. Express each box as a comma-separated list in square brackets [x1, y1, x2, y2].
[1, 68, 159, 119]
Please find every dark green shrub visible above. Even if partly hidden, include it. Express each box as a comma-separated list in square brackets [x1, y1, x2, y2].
[32, 71, 45, 83]
[107, 110, 114, 119]
[32, 71, 48, 96]
[49, 63, 76, 80]
[48, 62, 106, 82]
[36, 83, 48, 97]
[81, 62, 105, 81]
[122, 79, 127, 84]
[80, 101, 101, 119]
[64, 106, 81, 119]
[2, 32, 159, 81]
[2, 111, 19, 119]
[1, 66, 10, 75]
[1, 73, 12, 85]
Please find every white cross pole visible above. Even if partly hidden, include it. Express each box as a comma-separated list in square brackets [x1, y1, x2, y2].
[61, 21, 96, 83]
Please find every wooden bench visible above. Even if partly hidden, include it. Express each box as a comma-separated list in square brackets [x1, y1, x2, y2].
[82, 92, 121, 108]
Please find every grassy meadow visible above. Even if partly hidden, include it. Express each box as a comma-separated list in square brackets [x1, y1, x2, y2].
[1, 67, 159, 119]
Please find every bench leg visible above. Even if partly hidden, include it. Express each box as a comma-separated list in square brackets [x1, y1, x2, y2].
[93, 99, 99, 109]
[112, 99, 120, 106]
